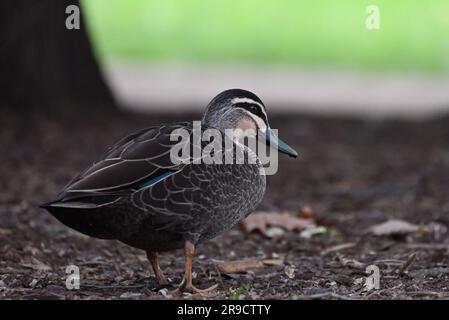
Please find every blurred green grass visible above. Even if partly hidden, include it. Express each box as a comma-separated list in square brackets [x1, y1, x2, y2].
[83, 0, 449, 72]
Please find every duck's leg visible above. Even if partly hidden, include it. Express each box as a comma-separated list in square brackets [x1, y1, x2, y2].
[175, 241, 218, 293]
[146, 251, 169, 285]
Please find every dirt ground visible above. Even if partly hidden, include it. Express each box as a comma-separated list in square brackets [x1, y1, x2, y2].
[1, 107, 449, 300]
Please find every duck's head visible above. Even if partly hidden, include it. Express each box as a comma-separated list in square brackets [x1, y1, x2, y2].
[202, 89, 298, 158]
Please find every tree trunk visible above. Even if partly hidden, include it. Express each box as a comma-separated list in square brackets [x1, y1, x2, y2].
[0, 0, 115, 111]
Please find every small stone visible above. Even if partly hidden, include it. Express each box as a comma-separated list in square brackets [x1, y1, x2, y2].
[265, 227, 285, 238]
[120, 292, 142, 299]
[158, 288, 172, 298]
[284, 265, 296, 279]
[29, 279, 38, 288]
[298, 205, 313, 219]
[300, 226, 327, 239]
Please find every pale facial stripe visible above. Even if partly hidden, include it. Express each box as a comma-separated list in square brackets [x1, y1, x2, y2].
[231, 97, 264, 109]
[243, 110, 268, 133]
[231, 97, 269, 127]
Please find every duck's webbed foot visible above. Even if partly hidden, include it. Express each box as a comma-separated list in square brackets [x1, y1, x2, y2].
[173, 241, 219, 294]
[174, 277, 218, 294]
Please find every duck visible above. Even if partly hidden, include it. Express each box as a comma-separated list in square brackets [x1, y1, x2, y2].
[41, 89, 298, 293]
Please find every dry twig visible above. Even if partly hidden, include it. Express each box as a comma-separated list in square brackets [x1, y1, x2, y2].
[398, 253, 416, 275]
[321, 243, 356, 256]
[336, 253, 365, 270]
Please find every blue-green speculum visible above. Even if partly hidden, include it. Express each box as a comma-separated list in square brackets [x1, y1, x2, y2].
[265, 128, 298, 158]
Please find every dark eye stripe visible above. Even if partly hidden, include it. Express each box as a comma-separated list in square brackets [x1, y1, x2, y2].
[234, 102, 268, 124]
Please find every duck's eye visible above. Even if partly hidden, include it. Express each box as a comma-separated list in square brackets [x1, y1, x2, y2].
[234, 102, 261, 115]
[250, 105, 258, 113]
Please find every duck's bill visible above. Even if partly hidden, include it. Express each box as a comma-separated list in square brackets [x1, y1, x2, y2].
[265, 129, 298, 158]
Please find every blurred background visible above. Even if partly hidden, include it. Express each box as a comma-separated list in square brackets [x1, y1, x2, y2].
[2, 0, 449, 299]
[83, 0, 449, 117]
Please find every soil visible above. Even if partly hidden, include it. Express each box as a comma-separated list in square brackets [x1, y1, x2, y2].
[1, 107, 449, 300]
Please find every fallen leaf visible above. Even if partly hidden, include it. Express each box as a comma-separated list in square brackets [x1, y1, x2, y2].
[241, 211, 315, 234]
[215, 260, 262, 273]
[214, 259, 284, 274]
[369, 219, 421, 236]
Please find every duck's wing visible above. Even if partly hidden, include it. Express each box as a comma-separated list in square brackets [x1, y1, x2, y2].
[130, 137, 260, 237]
[53, 122, 194, 205]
